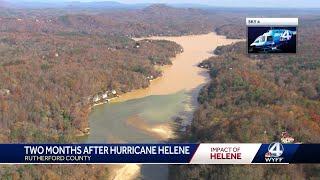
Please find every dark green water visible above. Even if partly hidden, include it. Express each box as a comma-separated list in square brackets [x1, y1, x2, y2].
[88, 90, 198, 143]
[88, 87, 202, 179]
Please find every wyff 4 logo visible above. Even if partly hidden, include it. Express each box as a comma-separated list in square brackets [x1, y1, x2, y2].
[264, 142, 284, 163]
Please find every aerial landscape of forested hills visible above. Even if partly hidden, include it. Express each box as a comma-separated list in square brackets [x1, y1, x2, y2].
[171, 15, 320, 180]
[0, 4, 247, 178]
[0, 4, 246, 38]
[0, 2, 320, 179]
[0, 4, 250, 145]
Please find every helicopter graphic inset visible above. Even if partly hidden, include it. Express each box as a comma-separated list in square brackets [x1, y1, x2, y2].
[249, 28, 296, 52]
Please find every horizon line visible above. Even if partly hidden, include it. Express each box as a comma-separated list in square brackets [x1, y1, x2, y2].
[3, 1, 320, 9]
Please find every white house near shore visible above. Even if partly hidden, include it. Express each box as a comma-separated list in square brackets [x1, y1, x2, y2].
[102, 93, 108, 99]
[93, 95, 101, 103]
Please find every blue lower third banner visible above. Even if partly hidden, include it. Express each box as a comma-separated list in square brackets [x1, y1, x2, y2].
[0, 143, 319, 164]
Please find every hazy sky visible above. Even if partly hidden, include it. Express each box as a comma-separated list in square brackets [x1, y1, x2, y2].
[15, 0, 320, 8]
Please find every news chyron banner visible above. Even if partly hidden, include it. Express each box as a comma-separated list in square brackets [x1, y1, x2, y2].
[0, 143, 319, 164]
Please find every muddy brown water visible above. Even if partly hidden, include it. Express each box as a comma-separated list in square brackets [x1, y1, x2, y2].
[88, 33, 240, 180]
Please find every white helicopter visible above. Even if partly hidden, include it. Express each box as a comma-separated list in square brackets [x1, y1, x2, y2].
[250, 28, 296, 52]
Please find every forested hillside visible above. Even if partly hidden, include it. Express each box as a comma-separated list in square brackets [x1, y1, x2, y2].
[1, 4, 320, 179]
[171, 17, 320, 179]
[0, 5, 191, 179]
[0, 31, 183, 142]
[0, 4, 247, 179]
[0, 4, 250, 144]
[0, 4, 246, 38]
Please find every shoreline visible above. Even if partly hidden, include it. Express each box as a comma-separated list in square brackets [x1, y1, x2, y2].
[108, 164, 141, 180]
[86, 32, 242, 180]
[84, 32, 240, 110]
[107, 32, 240, 103]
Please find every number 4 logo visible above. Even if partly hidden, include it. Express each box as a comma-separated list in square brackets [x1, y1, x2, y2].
[268, 142, 284, 157]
